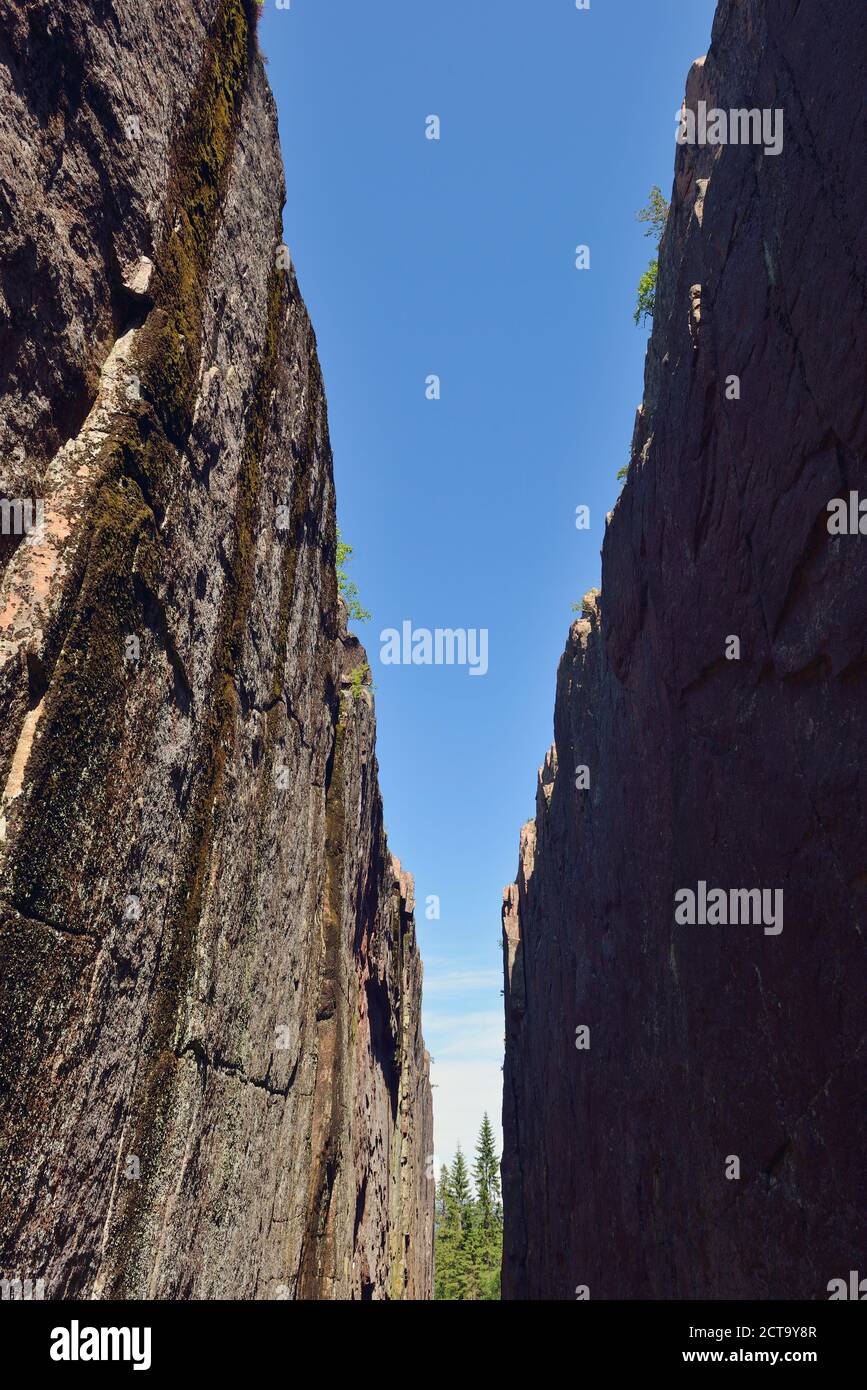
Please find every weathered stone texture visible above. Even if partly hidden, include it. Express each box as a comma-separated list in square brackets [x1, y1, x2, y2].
[503, 0, 867, 1300]
[0, 0, 431, 1299]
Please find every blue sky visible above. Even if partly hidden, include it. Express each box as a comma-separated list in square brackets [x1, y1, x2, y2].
[259, 0, 717, 1169]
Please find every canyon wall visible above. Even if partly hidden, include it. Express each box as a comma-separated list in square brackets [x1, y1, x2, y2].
[502, 0, 867, 1299]
[0, 0, 432, 1299]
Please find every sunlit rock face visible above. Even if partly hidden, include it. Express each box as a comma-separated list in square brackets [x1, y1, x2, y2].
[0, 0, 432, 1300]
[502, 0, 867, 1301]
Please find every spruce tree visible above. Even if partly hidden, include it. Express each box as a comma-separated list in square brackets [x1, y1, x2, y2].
[472, 1114, 503, 1297]
[433, 1126, 505, 1300]
[473, 1112, 501, 1231]
[450, 1145, 471, 1207]
[449, 1146, 478, 1298]
[434, 1163, 455, 1300]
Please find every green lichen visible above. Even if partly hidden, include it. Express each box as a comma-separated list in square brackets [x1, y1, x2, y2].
[110, 264, 287, 1295]
[0, 1, 277, 1288]
[0, 0, 306, 1295]
[9, 465, 154, 925]
[6, 0, 256, 924]
[137, 0, 252, 444]
[270, 344, 334, 702]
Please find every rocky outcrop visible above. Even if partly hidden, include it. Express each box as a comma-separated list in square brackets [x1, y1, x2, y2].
[502, 0, 867, 1299]
[0, 0, 432, 1299]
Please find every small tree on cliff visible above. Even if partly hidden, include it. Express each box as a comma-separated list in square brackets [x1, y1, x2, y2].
[633, 185, 669, 327]
[336, 527, 371, 624]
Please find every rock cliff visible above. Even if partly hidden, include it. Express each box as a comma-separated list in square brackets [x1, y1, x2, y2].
[502, 0, 867, 1299]
[0, 0, 432, 1299]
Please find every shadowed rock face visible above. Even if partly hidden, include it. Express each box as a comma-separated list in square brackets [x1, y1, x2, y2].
[0, 0, 432, 1299]
[502, 0, 867, 1300]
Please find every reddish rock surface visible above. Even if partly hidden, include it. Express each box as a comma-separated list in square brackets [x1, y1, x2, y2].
[502, 0, 867, 1300]
[0, 0, 432, 1299]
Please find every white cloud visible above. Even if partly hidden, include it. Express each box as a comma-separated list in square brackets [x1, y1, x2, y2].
[431, 1060, 503, 1173]
[425, 1005, 504, 1171]
[424, 1009, 503, 1060]
[421, 960, 505, 1172]
[423, 967, 503, 996]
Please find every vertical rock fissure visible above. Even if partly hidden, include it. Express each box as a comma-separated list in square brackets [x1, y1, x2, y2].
[297, 716, 347, 1298]
[107, 265, 286, 1296]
